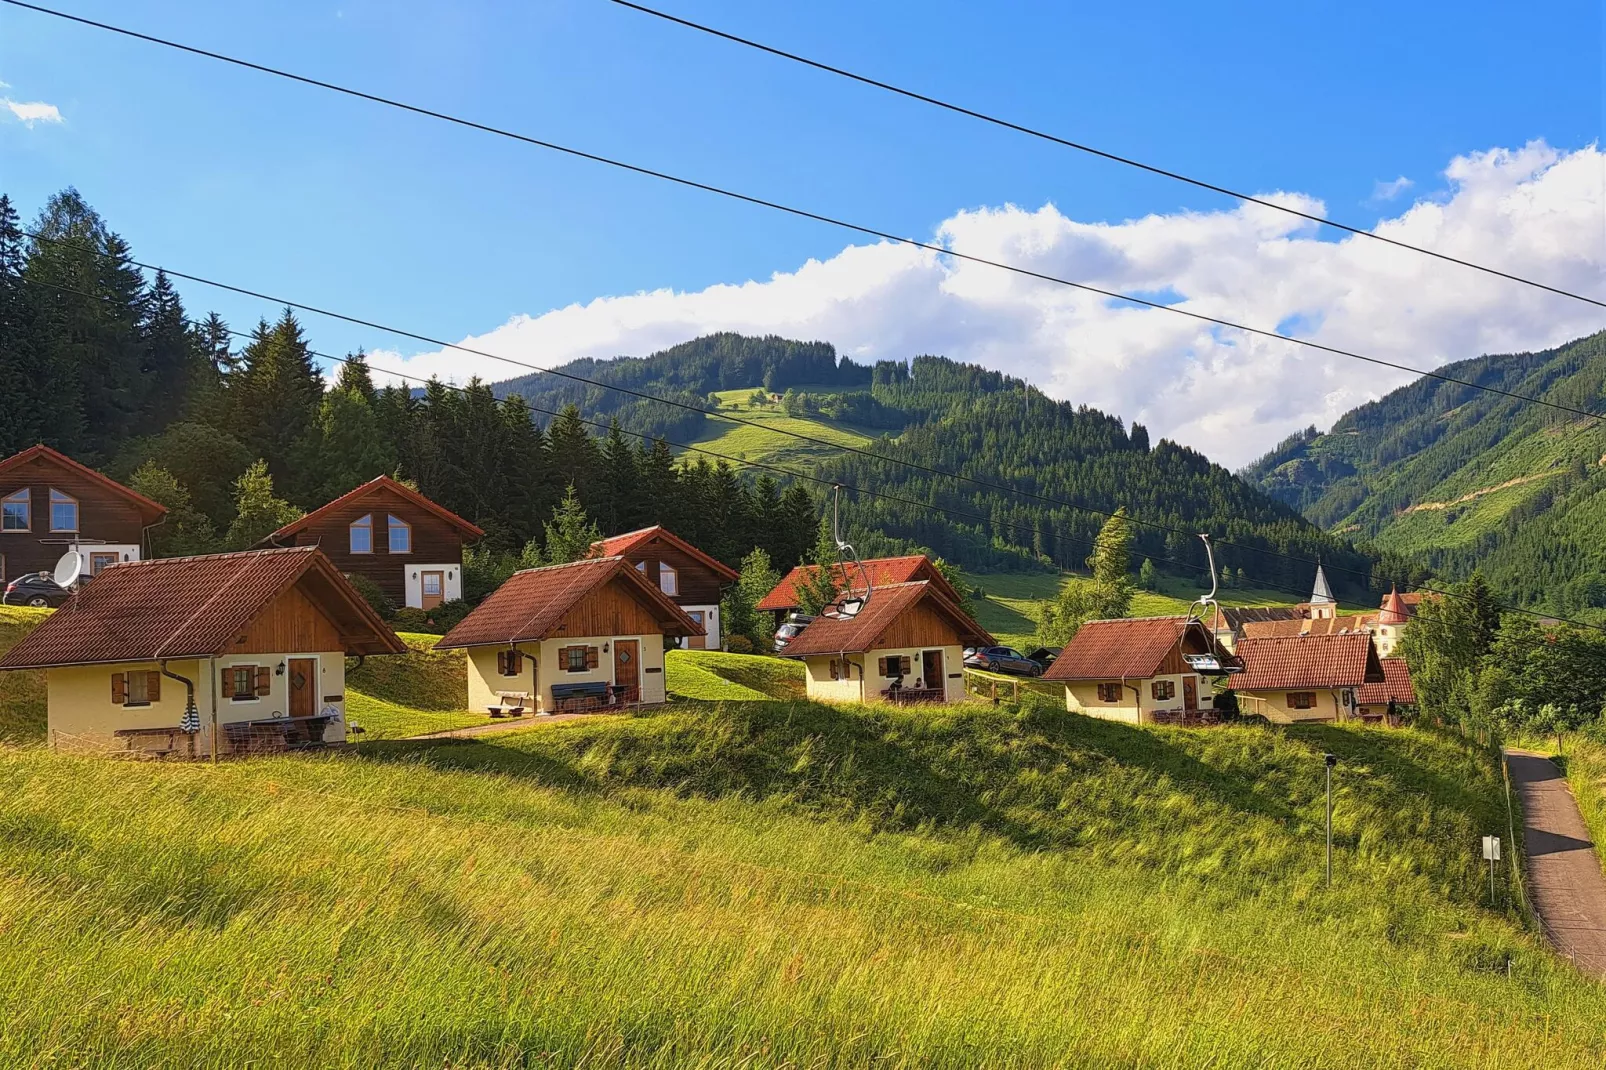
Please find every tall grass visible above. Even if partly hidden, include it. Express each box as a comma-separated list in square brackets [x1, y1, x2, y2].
[2, 700, 1603, 1066]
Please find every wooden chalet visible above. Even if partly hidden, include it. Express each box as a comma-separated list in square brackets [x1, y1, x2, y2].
[1043, 616, 1238, 725]
[756, 555, 965, 628]
[779, 581, 992, 705]
[1226, 633, 1386, 724]
[436, 556, 703, 715]
[0, 547, 405, 756]
[260, 475, 483, 611]
[0, 444, 167, 586]
[591, 525, 739, 649]
[1354, 657, 1415, 725]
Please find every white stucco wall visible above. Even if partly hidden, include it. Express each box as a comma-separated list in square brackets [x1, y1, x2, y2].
[402, 563, 463, 608]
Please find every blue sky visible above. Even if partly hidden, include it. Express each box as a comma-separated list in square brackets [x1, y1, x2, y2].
[1, 0, 1602, 461]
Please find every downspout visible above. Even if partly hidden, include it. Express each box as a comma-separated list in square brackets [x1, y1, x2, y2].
[1125, 678, 1143, 724]
[158, 659, 199, 759]
[140, 513, 168, 560]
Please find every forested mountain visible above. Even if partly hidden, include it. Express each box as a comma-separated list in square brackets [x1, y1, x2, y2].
[1, 185, 1378, 598]
[1242, 330, 1606, 612]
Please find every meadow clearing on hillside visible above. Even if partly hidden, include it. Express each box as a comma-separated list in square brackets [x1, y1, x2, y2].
[2, 693, 1604, 1067]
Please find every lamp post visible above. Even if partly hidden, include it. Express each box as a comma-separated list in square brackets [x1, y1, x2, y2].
[1324, 753, 1338, 888]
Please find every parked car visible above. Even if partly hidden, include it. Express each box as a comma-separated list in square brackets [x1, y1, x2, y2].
[3, 572, 70, 608]
[772, 614, 818, 652]
[963, 645, 1043, 677]
[1025, 646, 1062, 672]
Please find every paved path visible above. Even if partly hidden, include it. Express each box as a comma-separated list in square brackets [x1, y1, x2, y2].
[1506, 749, 1606, 977]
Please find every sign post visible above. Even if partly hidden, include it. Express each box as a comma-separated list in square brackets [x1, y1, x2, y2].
[1482, 835, 1502, 905]
[1324, 753, 1337, 888]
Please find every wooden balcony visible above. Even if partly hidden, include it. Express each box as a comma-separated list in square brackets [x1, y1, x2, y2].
[881, 686, 947, 705]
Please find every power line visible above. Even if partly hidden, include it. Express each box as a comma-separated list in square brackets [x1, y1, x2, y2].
[31, 270, 1605, 639]
[607, 0, 1606, 312]
[6, 0, 1605, 434]
[25, 226, 1581, 624]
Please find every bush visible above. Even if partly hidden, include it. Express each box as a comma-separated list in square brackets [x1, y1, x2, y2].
[390, 599, 476, 635]
[725, 635, 755, 655]
[392, 607, 430, 632]
[344, 573, 395, 620]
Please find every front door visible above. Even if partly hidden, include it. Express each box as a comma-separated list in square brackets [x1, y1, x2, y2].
[922, 649, 944, 694]
[420, 570, 445, 610]
[1183, 676, 1198, 711]
[614, 639, 639, 700]
[288, 658, 317, 717]
[686, 611, 706, 650]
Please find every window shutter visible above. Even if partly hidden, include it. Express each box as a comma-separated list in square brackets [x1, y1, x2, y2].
[255, 666, 272, 695]
[111, 673, 126, 705]
[830, 658, 840, 681]
[147, 671, 161, 702]
[901, 657, 912, 675]
[877, 657, 887, 676]
[510, 651, 523, 674]
[586, 647, 599, 669]
[496, 650, 508, 675]
[222, 672, 234, 700]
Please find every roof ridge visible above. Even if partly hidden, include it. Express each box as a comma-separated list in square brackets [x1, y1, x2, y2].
[110, 545, 316, 569]
[511, 555, 620, 575]
[151, 551, 311, 659]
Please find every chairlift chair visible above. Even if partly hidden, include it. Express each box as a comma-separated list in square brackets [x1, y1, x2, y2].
[821, 485, 873, 620]
[1181, 534, 1241, 675]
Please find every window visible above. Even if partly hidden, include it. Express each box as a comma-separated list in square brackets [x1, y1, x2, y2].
[89, 552, 119, 575]
[111, 670, 160, 707]
[223, 665, 268, 702]
[1287, 691, 1317, 710]
[49, 489, 77, 532]
[388, 515, 411, 553]
[877, 656, 913, 678]
[496, 649, 524, 677]
[2, 489, 29, 531]
[1096, 683, 1122, 703]
[560, 646, 597, 673]
[635, 560, 647, 573]
[659, 564, 678, 596]
[421, 572, 443, 598]
[349, 515, 373, 553]
[1151, 680, 1176, 701]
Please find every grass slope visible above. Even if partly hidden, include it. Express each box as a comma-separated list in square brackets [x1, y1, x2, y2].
[667, 649, 804, 702]
[1, 703, 1602, 1067]
[682, 388, 881, 466]
[0, 606, 50, 744]
[345, 631, 483, 740]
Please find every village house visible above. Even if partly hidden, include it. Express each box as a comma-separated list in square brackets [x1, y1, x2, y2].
[780, 580, 992, 705]
[1354, 657, 1415, 725]
[259, 475, 483, 611]
[1227, 632, 1386, 724]
[0, 547, 405, 756]
[1043, 615, 1239, 725]
[757, 554, 965, 629]
[591, 525, 739, 649]
[0, 444, 167, 586]
[436, 556, 702, 715]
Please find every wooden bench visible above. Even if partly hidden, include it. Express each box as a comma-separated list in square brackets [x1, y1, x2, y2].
[112, 726, 195, 757]
[487, 691, 531, 718]
[550, 681, 610, 713]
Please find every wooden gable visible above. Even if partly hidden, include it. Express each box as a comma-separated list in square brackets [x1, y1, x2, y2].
[234, 582, 346, 654]
[872, 596, 966, 650]
[288, 484, 468, 601]
[552, 574, 677, 639]
[0, 451, 156, 581]
[622, 535, 729, 604]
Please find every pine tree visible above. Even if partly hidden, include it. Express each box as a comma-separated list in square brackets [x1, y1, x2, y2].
[228, 310, 324, 500]
[796, 516, 843, 616]
[128, 462, 218, 557]
[547, 404, 601, 499]
[334, 350, 377, 402]
[0, 194, 42, 454]
[597, 419, 639, 535]
[225, 459, 303, 549]
[723, 546, 780, 651]
[775, 484, 818, 568]
[314, 386, 395, 501]
[542, 484, 602, 564]
[136, 269, 207, 435]
[1138, 558, 1158, 590]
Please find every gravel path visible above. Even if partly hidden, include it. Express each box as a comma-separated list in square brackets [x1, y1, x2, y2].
[1506, 749, 1606, 978]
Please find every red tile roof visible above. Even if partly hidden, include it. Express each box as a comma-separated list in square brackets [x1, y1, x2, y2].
[262, 475, 484, 543]
[757, 555, 958, 612]
[1209, 605, 1304, 632]
[590, 525, 739, 583]
[778, 581, 992, 656]
[1043, 616, 1235, 681]
[435, 556, 702, 649]
[1240, 613, 1376, 640]
[0, 547, 404, 669]
[1378, 587, 1411, 625]
[1228, 634, 1385, 692]
[0, 444, 166, 525]
[1356, 658, 1415, 705]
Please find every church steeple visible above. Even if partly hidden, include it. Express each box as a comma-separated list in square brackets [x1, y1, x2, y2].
[1310, 563, 1335, 606]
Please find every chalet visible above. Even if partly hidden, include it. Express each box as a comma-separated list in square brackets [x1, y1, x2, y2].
[591, 525, 739, 649]
[779, 581, 992, 705]
[0, 547, 405, 756]
[1043, 616, 1238, 725]
[757, 555, 964, 628]
[1354, 657, 1415, 725]
[1208, 605, 1303, 651]
[1226, 633, 1386, 724]
[436, 556, 703, 715]
[260, 475, 483, 611]
[0, 444, 166, 586]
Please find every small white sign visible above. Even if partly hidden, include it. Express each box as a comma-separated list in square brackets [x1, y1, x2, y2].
[1482, 835, 1501, 861]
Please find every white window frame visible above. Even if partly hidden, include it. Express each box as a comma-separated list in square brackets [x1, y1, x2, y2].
[349, 514, 373, 554]
[2, 489, 29, 532]
[659, 563, 678, 596]
[387, 514, 411, 554]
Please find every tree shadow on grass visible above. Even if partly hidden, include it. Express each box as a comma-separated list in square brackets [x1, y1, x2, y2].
[1287, 722, 1501, 828]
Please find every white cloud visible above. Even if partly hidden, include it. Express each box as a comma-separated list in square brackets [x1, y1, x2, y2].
[1371, 175, 1414, 201]
[2, 98, 63, 126]
[370, 141, 1606, 468]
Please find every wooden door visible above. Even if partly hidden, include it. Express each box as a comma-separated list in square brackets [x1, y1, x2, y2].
[420, 570, 445, 610]
[686, 611, 706, 650]
[613, 640, 639, 699]
[1183, 676, 1198, 711]
[288, 658, 317, 717]
[921, 649, 944, 693]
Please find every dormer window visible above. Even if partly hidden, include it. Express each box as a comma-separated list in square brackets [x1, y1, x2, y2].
[1, 489, 29, 531]
[659, 563, 678, 596]
[349, 514, 373, 554]
[49, 489, 77, 533]
[388, 515, 411, 553]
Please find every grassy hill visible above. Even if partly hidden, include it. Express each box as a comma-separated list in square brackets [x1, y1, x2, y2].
[2, 696, 1604, 1066]
[682, 388, 881, 467]
[1242, 330, 1606, 612]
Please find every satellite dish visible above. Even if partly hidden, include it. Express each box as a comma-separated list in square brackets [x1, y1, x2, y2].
[52, 551, 82, 589]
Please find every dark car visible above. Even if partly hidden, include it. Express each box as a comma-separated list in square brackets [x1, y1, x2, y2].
[3, 572, 70, 608]
[1025, 646, 1062, 672]
[772, 614, 818, 652]
[963, 645, 1043, 677]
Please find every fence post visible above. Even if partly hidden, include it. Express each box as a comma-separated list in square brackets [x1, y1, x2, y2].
[991, 680, 998, 706]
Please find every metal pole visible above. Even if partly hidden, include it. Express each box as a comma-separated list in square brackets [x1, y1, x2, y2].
[1326, 763, 1333, 888]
